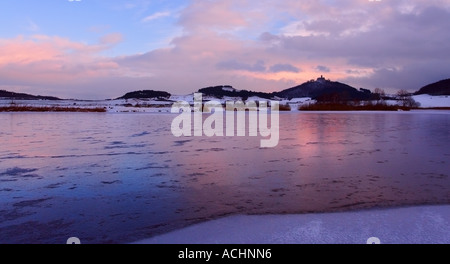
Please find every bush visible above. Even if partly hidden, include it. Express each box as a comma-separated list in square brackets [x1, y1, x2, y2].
[298, 102, 407, 111]
[277, 104, 291, 111]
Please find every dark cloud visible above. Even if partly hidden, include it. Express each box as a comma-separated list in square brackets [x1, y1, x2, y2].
[264, 6, 450, 61]
[346, 69, 363, 75]
[216, 60, 300, 74]
[269, 63, 300, 73]
[315, 65, 330, 73]
[216, 60, 266, 72]
[342, 60, 450, 93]
[302, 18, 362, 36]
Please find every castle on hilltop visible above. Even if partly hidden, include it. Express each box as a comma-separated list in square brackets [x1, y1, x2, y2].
[317, 75, 326, 82]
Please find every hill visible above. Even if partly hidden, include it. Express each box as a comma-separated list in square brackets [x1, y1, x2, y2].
[0, 90, 60, 100]
[117, 90, 171, 100]
[415, 79, 450, 96]
[198, 85, 274, 100]
[274, 76, 376, 101]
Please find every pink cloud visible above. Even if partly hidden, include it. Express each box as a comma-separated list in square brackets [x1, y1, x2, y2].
[178, 0, 248, 32]
[100, 33, 124, 45]
[0, 34, 120, 85]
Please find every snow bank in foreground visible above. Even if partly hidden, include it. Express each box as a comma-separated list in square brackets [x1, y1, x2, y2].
[134, 205, 449, 244]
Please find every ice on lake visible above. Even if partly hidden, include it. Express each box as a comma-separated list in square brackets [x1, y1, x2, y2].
[0, 111, 449, 243]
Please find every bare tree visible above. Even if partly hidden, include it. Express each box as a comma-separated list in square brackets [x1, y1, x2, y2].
[374, 88, 385, 96]
[397, 89, 420, 108]
[402, 97, 421, 108]
[374, 88, 386, 101]
[397, 89, 410, 99]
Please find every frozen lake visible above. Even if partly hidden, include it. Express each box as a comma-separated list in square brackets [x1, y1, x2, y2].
[0, 111, 449, 243]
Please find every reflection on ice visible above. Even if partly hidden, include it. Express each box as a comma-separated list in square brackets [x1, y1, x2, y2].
[0, 112, 448, 243]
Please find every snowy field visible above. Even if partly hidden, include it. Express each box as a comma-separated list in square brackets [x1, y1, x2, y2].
[412, 94, 450, 108]
[135, 205, 450, 244]
[0, 94, 448, 113]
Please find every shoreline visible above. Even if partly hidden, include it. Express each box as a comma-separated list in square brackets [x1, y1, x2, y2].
[0, 105, 106, 113]
[1, 94, 449, 113]
[1, 107, 450, 113]
[134, 204, 450, 244]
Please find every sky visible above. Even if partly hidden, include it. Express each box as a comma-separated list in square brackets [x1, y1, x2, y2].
[0, 0, 449, 99]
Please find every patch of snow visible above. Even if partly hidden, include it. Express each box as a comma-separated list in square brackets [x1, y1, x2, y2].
[170, 94, 194, 103]
[246, 96, 269, 102]
[134, 205, 450, 244]
[412, 94, 450, 108]
[222, 87, 236, 92]
[289, 97, 313, 104]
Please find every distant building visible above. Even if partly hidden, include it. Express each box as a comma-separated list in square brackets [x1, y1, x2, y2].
[317, 75, 326, 82]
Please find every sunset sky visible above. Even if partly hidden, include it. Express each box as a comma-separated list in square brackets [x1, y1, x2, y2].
[0, 0, 449, 99]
